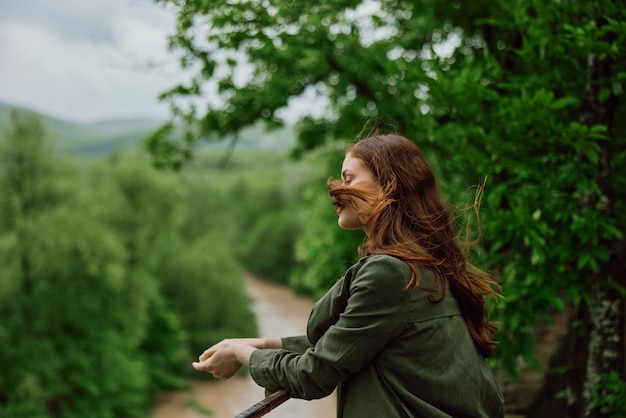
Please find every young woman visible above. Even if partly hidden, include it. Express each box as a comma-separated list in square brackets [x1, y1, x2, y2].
[193, 134, 505, 417]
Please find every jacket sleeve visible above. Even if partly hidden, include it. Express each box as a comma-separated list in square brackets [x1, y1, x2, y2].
[249, 256, 410, 400]
[281, 335, 312, 353]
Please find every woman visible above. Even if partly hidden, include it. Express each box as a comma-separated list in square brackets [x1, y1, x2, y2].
[193, 134, 505, 417]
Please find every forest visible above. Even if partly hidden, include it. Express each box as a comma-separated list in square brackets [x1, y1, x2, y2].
[2, 0, 626, 417]
[0, 107, 319, 417]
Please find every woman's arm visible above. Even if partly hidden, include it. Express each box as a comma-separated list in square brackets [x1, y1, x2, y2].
[249, 256, 410, 400]
[235, 337, 285, 365]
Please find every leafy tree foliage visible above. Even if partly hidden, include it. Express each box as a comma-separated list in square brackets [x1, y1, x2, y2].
[153, 0, 626, 416]
[82, 152, 262, 374]
[229, 176, 300, 284]
[0, 111, 259, 416]
[239, 208, 300, 283]
[160, 233, 256, 357]
[0, 111, 155, 418]
[184, 151, 308, 285]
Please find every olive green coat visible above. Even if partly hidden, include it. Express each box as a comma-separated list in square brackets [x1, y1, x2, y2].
[249, 254, 504, 417]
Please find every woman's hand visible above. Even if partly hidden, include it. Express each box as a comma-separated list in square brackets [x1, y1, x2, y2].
[192, 339, 257, 379]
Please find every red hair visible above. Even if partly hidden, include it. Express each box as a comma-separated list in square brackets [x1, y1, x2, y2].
[328, 134, 500, 357]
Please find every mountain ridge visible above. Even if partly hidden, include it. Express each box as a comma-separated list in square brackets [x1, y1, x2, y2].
[0, 101, 295, 157]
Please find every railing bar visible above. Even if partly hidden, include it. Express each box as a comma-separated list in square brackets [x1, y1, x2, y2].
[234, 389, 291, 418]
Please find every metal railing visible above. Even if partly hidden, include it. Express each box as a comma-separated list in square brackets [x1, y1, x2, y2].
[234, 389, 290, 418]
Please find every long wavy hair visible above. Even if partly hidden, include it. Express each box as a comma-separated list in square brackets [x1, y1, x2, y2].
[328, 134, 501, 357]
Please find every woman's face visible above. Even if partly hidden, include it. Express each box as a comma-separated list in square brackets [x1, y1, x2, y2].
[334, 152, 381, 235]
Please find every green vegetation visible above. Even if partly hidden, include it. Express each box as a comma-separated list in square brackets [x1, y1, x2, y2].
[151, 0, 626, 416]
[0, 109, 311, 417]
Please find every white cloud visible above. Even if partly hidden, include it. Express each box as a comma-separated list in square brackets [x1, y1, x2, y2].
[0, 0, 326, 125]
[0, 0, 182, 122]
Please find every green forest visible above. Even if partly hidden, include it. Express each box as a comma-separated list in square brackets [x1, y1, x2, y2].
[2, 0, 626, 417]
[0, 108, 319, 417]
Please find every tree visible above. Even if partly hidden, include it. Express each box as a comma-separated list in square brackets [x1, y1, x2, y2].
[152, 0, 626, 416]
[0, 110, 67, 299]
[0, 112, 155, 417]
[85, 152, 259, 376]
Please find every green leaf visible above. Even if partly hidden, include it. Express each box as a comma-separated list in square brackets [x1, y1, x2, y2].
[598, 87, 611, 103]
[550, 96, 579, 110]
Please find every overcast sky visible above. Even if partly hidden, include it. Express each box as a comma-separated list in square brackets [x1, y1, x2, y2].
[0, 0, 190, 123]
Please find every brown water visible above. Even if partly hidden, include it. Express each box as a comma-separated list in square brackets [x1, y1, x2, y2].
[152, 275, 337, 418]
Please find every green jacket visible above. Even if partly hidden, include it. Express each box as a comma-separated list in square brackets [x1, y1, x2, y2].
[250, 254, 505, 417]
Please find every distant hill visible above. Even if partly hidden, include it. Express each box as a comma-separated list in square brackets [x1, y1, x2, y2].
[0, 102, 163, 157]
[0, 102, 296, 158]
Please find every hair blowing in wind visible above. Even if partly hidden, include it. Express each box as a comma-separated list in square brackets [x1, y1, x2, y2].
[328, 134, 501, 357]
